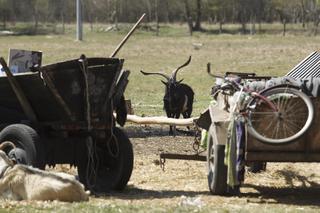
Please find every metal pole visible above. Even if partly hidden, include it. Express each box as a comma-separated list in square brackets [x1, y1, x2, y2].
[76, 0, 83, 41]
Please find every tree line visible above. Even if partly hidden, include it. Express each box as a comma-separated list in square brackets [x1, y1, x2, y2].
[0, 0, 319, 35]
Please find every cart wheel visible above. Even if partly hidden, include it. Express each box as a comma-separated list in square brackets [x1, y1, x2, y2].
[112, 128, 134, 190]
[248, 162, 267, 173]
[78, 127, 133, 193]
[0, 124, 45, 169]
[207, 126, 228, 195]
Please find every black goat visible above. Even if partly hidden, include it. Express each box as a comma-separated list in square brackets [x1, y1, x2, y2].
[140, 56, 194, 135]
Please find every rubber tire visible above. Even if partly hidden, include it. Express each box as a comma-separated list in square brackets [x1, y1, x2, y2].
[113, 128, 134, 190]
[78, 127, 133, 193]
[0, 124, 45, 169]
[247, 86, 314, 144]
[207, 126, 228, 195]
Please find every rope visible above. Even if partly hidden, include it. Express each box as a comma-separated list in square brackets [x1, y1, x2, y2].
[79, 56, 98, 190]
[106, 98, 120, 158]
[85, 136, 99, 190]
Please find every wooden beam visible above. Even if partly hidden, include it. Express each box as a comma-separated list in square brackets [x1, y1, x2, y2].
[39, 67, 75, 121]
[117, 113, 198, 126]
[160, 153, 206, 161]
[0, 57, 37, 123]
[110, 13, 145, 57]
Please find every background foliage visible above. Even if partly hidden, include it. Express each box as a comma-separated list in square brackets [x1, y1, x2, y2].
[0, 0, 320, 35]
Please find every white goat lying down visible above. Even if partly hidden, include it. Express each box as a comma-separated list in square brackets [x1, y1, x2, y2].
[0, 143, 89, 202]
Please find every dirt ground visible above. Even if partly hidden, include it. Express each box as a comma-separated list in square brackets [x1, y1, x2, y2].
[0, 125, 320, 212]
[87, 125, 320, 211]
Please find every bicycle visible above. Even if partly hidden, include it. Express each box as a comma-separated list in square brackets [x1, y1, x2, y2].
[208, 70, 314, 145]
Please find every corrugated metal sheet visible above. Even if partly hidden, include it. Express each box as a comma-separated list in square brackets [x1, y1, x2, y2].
[286, 51, 320, 79]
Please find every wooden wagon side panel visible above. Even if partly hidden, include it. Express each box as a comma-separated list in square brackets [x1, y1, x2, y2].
[0, 73, 65, 123]
[41, 57, 123, 123]
[0, 57, 124, 125]
[246, 98, 320, 162]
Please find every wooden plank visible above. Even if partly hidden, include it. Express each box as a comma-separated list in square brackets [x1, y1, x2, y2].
[39, 67, 75, 121]
[246, 152, 320, 162]
[0, 57, 37, 123]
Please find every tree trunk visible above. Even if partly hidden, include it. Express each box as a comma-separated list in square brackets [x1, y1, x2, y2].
[258, 22, 262, 33]
[162, 0, 170, 23]
[283, 18, 286, 36]
[257, 11, 262, 33]
[314, 17, 319, 36]
[145, 0, 152, 22]
[184, 0, 193, 36]
[155, 0, 159, 36]
[2, 12, 6, 30]
[240, 5, 247, 34]
[60, 10, 66, 34]
[9, 0, 17, 26]
[193, 0, 202, 31]
[242, 22, 246, 34]
[250, 14, 256, 35]
[32, 6, 38, 34]
[114, 0, 119, 29]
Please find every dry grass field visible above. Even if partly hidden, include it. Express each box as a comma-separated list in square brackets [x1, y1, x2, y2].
[0, 23, 320, 212]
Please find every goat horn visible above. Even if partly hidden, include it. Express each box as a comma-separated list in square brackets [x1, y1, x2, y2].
[140, 70, 170, 81]
[0, 141, 16, 151]
[172, 56, 192, 82]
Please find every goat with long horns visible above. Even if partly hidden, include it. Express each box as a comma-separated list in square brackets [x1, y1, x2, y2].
[140, 56, 194, 135]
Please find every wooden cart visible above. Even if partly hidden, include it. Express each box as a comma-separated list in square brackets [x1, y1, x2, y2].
[197, 72, 319, 195]
[0, 56, 132, 193]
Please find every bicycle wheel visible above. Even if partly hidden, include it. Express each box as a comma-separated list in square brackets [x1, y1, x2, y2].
[246, 86, 314, 144]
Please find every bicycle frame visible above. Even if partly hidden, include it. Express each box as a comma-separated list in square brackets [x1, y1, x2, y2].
[220, 78, 279, 113]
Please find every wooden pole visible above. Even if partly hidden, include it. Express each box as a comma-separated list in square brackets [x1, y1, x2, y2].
[110, 13, 146, 58]
[0, 57, 37, 123]
[114, 113, 198, 126]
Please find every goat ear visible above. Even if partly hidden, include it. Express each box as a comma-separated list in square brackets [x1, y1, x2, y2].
[161, 80, 167, 85]
[178, 79, 184, 83]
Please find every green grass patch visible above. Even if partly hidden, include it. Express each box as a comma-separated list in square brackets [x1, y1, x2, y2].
[0, 23, 319, 117]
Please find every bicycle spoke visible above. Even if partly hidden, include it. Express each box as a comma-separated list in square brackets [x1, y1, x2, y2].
[266, 118, 277, 132]
[271, 120, 280, 139]
[259, 116, 278, 137]
[283, 120, 289, 138]
[249, 108, 276, 124]
[283, 118, 302, 133]
[250, 112, 276, 115]
[284, 99, 306, 114]
[248, 87, 313, 143]
[283, 120, 296, 137]
[275, 93, 286, 111]
[285, 113, 308, 121]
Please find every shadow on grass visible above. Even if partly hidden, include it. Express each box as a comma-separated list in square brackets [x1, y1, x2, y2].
[102, 168, 320, 206]
[242, 184, 320, 206]
[242, 168, 320, 206]
[96, 186, 209, 200]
